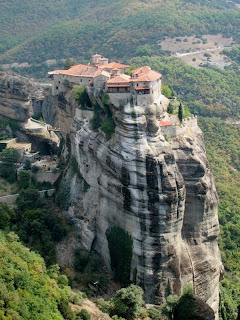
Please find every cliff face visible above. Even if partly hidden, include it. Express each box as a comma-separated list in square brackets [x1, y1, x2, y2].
[0, 72, 45, 122]
[49, 88, 222, 317]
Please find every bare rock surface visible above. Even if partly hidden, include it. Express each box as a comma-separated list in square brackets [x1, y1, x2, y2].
[50, 89, 222, 318]
[0, 71, 45, 122]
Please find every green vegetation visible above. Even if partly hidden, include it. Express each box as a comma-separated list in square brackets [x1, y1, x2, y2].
[198, 118, 240, 320]
[178, 103, 183, 123]
[167, 99, 191, 119]
[101, 116, 116, 140]
[131, 56, 240, 118]
[98, 285, 144, 320]
[162, 85, 174, 98]
[73, 248, 108, 293]
[0, 148, 19, 183]
[1, 0, 240, 74]
[223, 46, 240, 65]
[72, 156, 82, 178]
[55, 178, 71, 211]
[18, 171, 30, 189]
[0, 189, 69, 265]
[0, 119, 20, 139]
[0, 177, 18, 197]
[106, 227, 133, 285]
[0, 230, 89, 320]
[73, 86, 92, 109]
[162, 285, 215, 320]
[91, 98, 116, 139]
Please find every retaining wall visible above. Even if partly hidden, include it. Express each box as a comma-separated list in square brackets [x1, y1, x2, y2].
[0, 189, 55, 205]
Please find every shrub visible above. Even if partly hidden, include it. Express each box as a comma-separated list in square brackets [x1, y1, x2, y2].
[148, 307, 162, 320]
[72, 156, 82, 178]
[77, 309, 91, 320]
[18, 171, 30, 189]
[0, 204, 16, 230]
[31, 165, 39, 173]
[74, 248, 89, 272]
[101, 116, 116, 140]
[162, 85, 173, 98]
[0, 148, 19, 183]
[23, 159, 31, 170]
[91, 104, 102, 130]
[111, 285, 144, 320]
[73, 86, 92, 109]
[55, 179, 71, 210]
[102, 93, 110, 105]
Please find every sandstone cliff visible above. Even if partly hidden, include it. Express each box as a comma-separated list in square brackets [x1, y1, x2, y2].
[50, 87, 222, 318]
[0, 71, 45, 122]
[0, 72, 59, 151]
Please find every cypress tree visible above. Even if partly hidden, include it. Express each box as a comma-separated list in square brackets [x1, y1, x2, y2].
[178, 103, 183, 123]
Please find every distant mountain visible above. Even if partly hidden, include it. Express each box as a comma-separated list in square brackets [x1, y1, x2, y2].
[0, 0, 240, 64]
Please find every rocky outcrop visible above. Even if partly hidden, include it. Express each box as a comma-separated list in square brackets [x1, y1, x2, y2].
[49, 88, 222, 318]
[0, 71, 45, 122]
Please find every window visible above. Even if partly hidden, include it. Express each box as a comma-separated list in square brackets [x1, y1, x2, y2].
[56, 86, 58, 90]
[80, 79, 82, 82]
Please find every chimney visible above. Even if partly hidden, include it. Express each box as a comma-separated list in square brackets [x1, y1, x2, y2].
[111, 68, 120, 77]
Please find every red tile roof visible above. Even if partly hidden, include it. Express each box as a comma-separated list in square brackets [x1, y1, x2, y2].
[99, 62, 130, 69]
[57, 64, 99, 78]
[131, 69, 162, 82]
[160, 120, 172, 127]
[131, 66, 151, 75]
[106, 74, 130, 84]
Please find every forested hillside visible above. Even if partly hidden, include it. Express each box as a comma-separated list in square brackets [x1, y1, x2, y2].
[0, 231, 84, 320]
[0, 0, 240, 64]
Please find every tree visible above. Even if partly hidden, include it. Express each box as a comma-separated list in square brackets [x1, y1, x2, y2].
[0, 204, 16, 230]
[18, 171, 30, 189]
[161, 294, 179, 320]
[64, 58, 76, 70]
[106, 227, 133, 285]
[111, 285, 144, 320]
[178, 103, 183, 123]
[162, 85, 173, 98]
[23, 159, 31, 170]
[0, 148, 20, 182]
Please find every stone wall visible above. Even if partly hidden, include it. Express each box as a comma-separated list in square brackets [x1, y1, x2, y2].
[108, 92, 131, 108]
[161, 116, 198, 137]
[0, 189, 55, 205]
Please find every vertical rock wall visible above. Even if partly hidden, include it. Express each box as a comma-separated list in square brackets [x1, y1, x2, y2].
[65, 100, 222, 317]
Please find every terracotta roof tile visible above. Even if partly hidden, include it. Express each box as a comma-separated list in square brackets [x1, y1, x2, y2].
[106, 74, 131, 85]
[131, 66, 151, 75]
[160, 120, 172, 127]
[99, 62, 130, 69]
[58, 64, 99, 78]
[131, 70, 162, 82]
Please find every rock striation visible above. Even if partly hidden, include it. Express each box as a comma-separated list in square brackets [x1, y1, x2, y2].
[50, 86, 222, 318]
[0, 71, 45, 122]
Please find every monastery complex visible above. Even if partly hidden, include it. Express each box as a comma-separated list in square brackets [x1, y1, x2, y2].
[49, 54, 162, 108]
